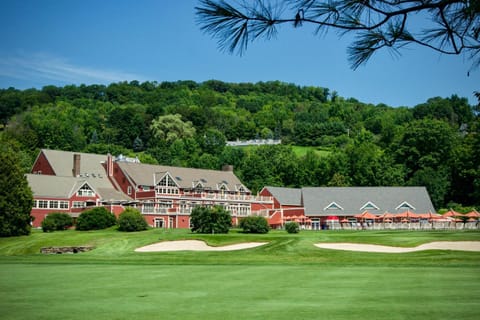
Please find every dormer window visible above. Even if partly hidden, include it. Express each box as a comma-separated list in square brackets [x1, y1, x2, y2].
[360, 201, 379, 211]
[194, 182, 204, 193]
[396, 201, 416, 211]
[237, 185, 247, 194]
[219, 184, 228, 193]
[77, 183, 95, 197]
[156, 174, 179, 195]
[324, 202, 343, 211]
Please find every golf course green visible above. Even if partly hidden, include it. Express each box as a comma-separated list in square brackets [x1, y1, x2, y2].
[1, 228, 479, 320]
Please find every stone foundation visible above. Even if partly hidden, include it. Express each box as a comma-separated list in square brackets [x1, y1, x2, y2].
[40, 246, 94, 254]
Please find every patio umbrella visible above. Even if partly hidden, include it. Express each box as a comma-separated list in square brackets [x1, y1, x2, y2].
[443, 209, 463, 218]
[326, 216, 339, 221]
[340, 218, 349, 223]
[354, 211, 378, 220]
[464, 210, 480, 218]
[396, 210, 420, 219]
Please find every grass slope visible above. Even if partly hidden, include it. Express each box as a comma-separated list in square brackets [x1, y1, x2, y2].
[1, 229, 479, 320]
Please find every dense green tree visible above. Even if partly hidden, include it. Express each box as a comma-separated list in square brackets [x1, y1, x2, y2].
[150, 114, 196, 144]
[0, 145, 33, 237]
[190, 206, 232, 234]
[395, 119, 457, 176]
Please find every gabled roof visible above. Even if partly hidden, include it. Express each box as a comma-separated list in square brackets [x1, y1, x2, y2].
[38, 149, 107, 177]
[26, 174, 132, 202]
[263, 186, 302, 206]
[302, 187, 436, 216]
[117, 162, 250, 192]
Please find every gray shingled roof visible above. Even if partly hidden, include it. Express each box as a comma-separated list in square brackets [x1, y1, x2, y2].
[39, 149, 107, 177]
[26, 174, 131, 202]
[263, 186, 302, 206]
[117, 162, 249, 192]
[301, 187, 436, 216]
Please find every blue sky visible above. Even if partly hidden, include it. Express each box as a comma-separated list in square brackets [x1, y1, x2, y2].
[0, 0, 478, 107]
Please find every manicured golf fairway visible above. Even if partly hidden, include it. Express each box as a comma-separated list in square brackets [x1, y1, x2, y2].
[1, 229, 479, 320]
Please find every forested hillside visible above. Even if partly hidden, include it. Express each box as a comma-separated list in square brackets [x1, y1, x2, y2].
[1, 80, 478, 209]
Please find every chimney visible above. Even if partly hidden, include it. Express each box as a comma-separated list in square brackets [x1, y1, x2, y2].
[73, 154, 81, 177]
[222, 165, 234, 172]
[107, 153, 113, 177]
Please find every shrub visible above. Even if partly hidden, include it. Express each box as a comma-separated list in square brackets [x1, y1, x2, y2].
[117, 208, 148, 232]
[42, 212, 73, 232]
[285, 222, 300, 234]
[239, 216, 269, 234]
[190, 206, 232, 234]
[76, 207, 116, 231]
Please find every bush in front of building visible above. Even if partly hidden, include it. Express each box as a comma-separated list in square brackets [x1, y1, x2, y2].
[285, 222, 300, 234]
[190, 206, 232, 234]
[239, 216, 270, 234]
[76, 207, 116, 231]
[41, 212, 73, 232]
[117, 207, 148, 232]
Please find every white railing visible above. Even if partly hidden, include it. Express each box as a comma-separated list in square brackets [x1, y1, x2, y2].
[181, 192, 273, 203]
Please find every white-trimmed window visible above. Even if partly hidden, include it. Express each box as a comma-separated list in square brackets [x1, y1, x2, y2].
[324, 202, 344, 211]
[77, 184, 95, 197]
[156, 174, 179, 195]
[143, 202, 154, 213]
[396, 201, 416, 211]
[59, 201, 69, 209]
[49, 201, 59, 209]
[360, 201, 379, 211]
[38, 200, 49, 209]
[127, 186, 132, 195]
[72, 201, 86, 208]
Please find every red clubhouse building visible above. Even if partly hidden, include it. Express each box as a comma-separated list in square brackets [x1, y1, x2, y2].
[27, 149, 437, 229]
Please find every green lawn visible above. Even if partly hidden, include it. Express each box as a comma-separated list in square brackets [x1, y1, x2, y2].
[1, 229, 479, 320]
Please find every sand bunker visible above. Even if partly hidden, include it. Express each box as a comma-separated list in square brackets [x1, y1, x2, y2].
[314, 241, 480, 253]
[135, 240, 268, 252]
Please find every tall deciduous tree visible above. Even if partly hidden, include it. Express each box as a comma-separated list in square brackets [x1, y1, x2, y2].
[0, 145, 33, 237]
[196, 0, 480, 70]
[150, 114, 196, 144]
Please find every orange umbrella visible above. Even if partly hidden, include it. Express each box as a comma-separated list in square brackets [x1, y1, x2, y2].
[354, 211, 378, 220]
[379, 212, 395, 219]
[340, 218, 349, 223]
[443, 209, 463, 217]
[396, 210, 420, 219]
[464, 210, 480, 218]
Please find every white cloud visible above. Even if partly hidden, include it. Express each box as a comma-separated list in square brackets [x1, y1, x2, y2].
[0, 52, 146, 87]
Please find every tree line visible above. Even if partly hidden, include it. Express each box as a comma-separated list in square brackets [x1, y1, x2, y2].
[1, 80, 479, 210]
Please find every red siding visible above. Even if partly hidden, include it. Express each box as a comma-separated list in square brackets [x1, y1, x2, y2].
[31, 152, 55, 175]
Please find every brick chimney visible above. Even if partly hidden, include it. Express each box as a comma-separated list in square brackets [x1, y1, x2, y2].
[73, 154, 81, 177]
[222, 165, 234, 172]
[107, 153, 113, 177]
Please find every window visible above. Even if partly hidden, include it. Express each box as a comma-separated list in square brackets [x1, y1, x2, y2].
[143, 203, 154, 213]
[127, 186, 132, 195]
[33, 200, 38, 208]
[38, 200, 48, 209]
[77, 184, 95, 197]
[324, 202, 343, 211]
[360, 201, 379, 211]
[396, 201, 416, 211]
[73, 201, 86, 208]
[59, 201, 69, 209]
[142, 186, 150, 192]
[156, 174, 179, 195]
[49, 201, 59, 209]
